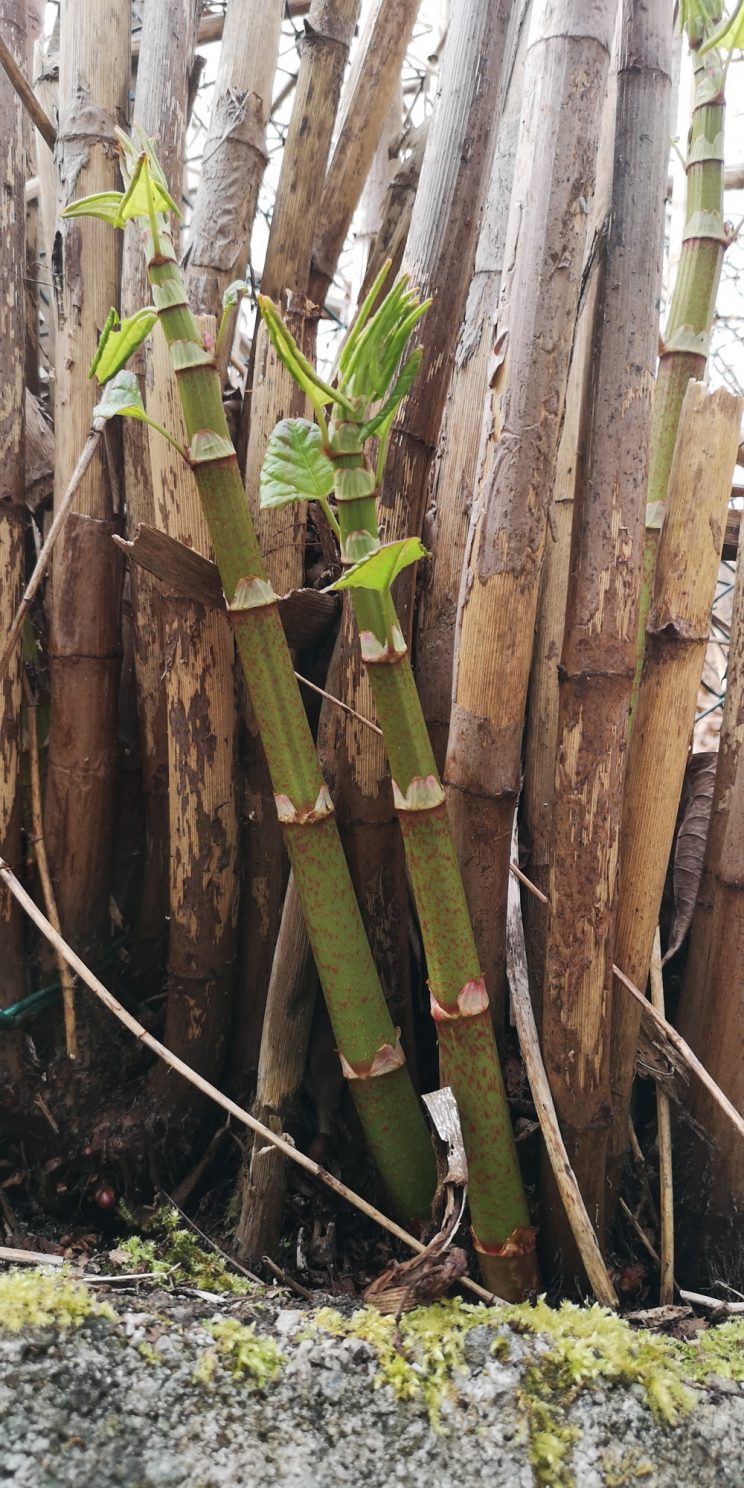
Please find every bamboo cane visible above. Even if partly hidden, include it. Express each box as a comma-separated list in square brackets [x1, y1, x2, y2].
[443, 0, 615, 1027]
[540, 0, 672, 1267]
[258, 276, 538, 1299]
[121, 0, 202, 970]
[44, 0, 129, 951]
[236, 0, 360, 1091]
[0, 0, 26, 1017]
[632, 7, 729, 711]
[609, 380, 742, 1197]
[675, 464, 744, 1270]
[63, 131, 436, 1224]
[308, 0, 420, 305]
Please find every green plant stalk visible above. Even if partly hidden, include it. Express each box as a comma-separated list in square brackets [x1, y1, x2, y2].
[329, 417, 537, 1299]
[114, 220, 435, 1222]
[632, 19, 728, 708]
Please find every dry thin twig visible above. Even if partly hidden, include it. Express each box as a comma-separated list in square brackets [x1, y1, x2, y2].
[23, 675, 77, 1059]
[0, 427, 103, 683]
[679, 1288, 744, 1315]
[506, 852, 618, 1308]
[0, 36, 56, 150]
[0, 859, 504, 1309]
[613, 963, 744, 1143]
[0, 1246, 64, 1267]
[619, 1197, 662, 1268]
[650, 928, 674, 1305]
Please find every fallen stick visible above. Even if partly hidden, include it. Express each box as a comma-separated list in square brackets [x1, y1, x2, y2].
[650, 930, 674, 1306]
[506, 856, 618, 1309]
[0, 1246, 64, 1268]
[613, 963, 744, 1144]
[0, 858, 503, 1309]
[0, 427, 102, 683]
[679, 1289, 744, 1315]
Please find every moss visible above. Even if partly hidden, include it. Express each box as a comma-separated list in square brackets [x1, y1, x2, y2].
[194, 1319, 284, 1389]
[679, 1316, 744, 1383]
[0, 1268, 117, 1333]
[312, 1295, 715, 1486]
[137, 1340, 163, 1365]
[112, 1206, 256, 1295]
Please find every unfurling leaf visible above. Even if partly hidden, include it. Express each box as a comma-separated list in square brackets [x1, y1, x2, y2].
[92, 370, 148, 423]
[328, 537, 430, 594]
[61, 191, 126, 226]
[222, 280, 251, 311]
[260, 419, 334, 509]
[89, 307, 158, 383]
[92, 370, 187, 459]
[664, 750, 717, 964]
[117, 151, 181, 224]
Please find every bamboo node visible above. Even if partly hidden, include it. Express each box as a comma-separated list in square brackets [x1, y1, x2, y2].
[472, 1225, 538, 1258]
[189, 431, 236, 465]
[429, 976, 489, 1022]
[360, 626, 407, 664]
[171, 339, 216, 371]
[338, 1035, 406, 1081]
[392, 774, 446, 812]
[274, 783, 334, 825]
[228, 575, 277, 613]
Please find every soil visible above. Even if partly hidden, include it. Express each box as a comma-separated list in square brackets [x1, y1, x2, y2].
[1, 1278, 743, 1488]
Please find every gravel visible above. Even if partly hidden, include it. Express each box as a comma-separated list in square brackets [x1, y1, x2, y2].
[1, 1285, 743, 1488]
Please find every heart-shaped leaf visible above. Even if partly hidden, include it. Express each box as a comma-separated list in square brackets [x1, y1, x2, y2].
[89, 306, 158, 383]
[260, 419, 334, 509]
[92, 370, 148, 423]
[117, 152, 181, 224]
[328, 537, 430, 593]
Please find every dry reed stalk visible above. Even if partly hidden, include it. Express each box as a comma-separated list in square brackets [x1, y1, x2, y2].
[676, 475, 744, 1260]
[650, 929, 674, 1305]
[121, 0, 201, 969]
[0, 0, 27, 1016]
[184, 0, 281, 366]
[416, 0, 530, 775]
[308, 0, 420, 304]
[24, 682, 77, 1059]
[146, 321, 239, 1110]
[0, 31, 55, 148]
[444, 0, 615, 1028]
[44, 0, 129, 950]
[540, 0, 672, 1262]
[505, 853, 618, 1308]
[609, 381, 742, 1191]
[235, 873, 317, 1262]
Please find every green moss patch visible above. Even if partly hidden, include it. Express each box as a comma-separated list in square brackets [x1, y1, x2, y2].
[111, 1205, 255, 1295]
[194, 1319, 284, 1388]
[0, 1268, 117, 1333]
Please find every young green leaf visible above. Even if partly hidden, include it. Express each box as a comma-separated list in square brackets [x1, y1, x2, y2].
[260, 419, 335, 509]
[92, 370, 187, 458]
[699, 0, 744, 52]
[117, 151, 181, 225]
[89, 306, 158, 384]
[61, 191, 126, 227]
[327, 537, 430, 594]
[360, 348, 424, 441]
[222, 279, 252, 311]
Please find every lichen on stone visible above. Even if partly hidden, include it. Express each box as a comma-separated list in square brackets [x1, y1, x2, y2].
[0, 1267, 117, 1333]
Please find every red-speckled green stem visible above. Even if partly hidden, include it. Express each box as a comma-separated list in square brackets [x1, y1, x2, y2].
[632, 28, 728, 714]
[139, 226, 435, 1222]
[330, 418, 537, 1299]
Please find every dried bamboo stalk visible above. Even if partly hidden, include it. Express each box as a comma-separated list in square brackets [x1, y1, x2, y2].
[0, 0, 27, 1016]
[235, 873, 317, 1262]
[122, 0, 202, 968]
[416, 0, 530, 773]
[356, 121, 428, 308]
[184, 0, 281, 344]
[541, 0, 672, 1261]
[676, 471, 744, 1263]
[609, 381, 742, 1189]
[444, 0, 615, 1026]
[44, 0, 129, 949]
[650, 929, 674, 1306]
[0, 31, 55, 148]
[308, 0, 420, 304]
[146, 320, 239, 1112]
[25, 684, 77, 1059]
[506, 853, 618, 1308]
